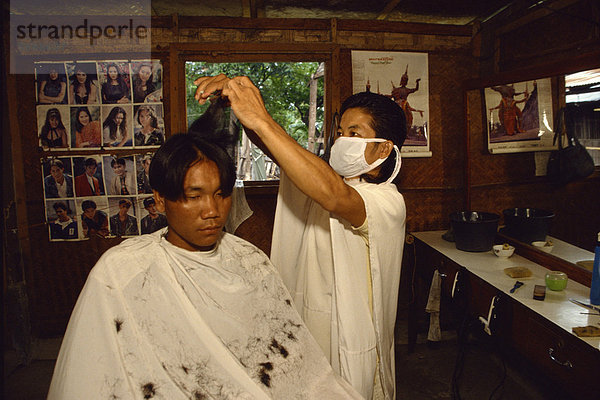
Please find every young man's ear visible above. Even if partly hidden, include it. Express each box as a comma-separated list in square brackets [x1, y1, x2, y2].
[153, 191, 166, 213]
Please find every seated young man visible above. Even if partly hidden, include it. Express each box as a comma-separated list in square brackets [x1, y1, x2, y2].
[48, 133, 361, 399]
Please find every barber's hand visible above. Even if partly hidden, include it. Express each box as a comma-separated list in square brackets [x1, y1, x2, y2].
[194, 74, 229, 104]
[194, 75, 273, 133]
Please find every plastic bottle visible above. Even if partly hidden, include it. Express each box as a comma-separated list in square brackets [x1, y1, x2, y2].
[591, 232, 600, 305]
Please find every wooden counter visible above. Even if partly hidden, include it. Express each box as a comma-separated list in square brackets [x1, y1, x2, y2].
[410, 231, 600, 399]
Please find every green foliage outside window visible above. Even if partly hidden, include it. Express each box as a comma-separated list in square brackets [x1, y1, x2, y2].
[185, 61, 324, 148]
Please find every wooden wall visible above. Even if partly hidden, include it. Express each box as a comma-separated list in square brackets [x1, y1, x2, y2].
[467, 0, 600, 251]
[7, 0, 598, 337]
[5, 17, 474, 337]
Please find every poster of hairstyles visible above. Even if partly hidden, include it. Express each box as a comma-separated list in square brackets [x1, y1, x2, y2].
[35, 59, 164, 242]
[42, 152, 159, 241]
[35, 59, 164, 152]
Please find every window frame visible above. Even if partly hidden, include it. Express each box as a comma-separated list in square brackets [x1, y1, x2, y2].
[169, 43, 340, 178]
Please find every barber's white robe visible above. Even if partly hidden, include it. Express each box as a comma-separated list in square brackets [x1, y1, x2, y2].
[271, 173, 406, 399]
[48, 228, 362, 399]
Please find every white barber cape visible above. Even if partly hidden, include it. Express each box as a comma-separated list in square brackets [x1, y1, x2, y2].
[271, 172, 406, 399]
[48, 228, 362, 400]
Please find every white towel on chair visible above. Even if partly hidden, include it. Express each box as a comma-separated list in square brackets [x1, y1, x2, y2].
[225, 184, 253, 234]
[426, 270, 441, 341]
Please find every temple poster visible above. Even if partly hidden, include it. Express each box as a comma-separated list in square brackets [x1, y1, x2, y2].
[485, 78, 555, 154]
[351, 50, 431, 157]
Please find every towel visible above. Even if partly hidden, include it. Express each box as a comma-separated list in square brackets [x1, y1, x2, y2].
[425, 270, 442, 341]
[225, 183, 253, 234]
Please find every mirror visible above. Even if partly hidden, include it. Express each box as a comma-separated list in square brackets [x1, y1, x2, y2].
[464, 67, 600, 287]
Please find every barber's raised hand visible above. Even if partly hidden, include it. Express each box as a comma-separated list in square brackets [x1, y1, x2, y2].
[194, 74, 273, 133]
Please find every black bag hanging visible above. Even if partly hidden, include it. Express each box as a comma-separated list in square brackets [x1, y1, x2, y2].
[546, 105, 595, 185]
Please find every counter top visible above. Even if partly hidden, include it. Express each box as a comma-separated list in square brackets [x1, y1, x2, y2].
[412, 230, 600, 351]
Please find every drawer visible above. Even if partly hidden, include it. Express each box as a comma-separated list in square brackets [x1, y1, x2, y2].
[517, 313, 600, 398]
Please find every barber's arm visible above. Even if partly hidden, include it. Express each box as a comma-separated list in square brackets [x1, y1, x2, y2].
[194, 74, 366, 227]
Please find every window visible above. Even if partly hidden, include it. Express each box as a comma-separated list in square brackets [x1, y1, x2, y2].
[185, 61, 325, 180]
[565, 68, 600, 165]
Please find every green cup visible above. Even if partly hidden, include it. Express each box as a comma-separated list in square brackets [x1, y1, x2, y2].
[545, 271, 568, 291]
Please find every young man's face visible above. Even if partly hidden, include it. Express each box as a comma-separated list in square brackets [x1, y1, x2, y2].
[112, 163, 125, 176]
[155, 159, 232, 252]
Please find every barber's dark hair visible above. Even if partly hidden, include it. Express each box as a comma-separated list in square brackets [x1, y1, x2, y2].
[149, 133, 236, 201]
[340, 92, 407, 184]
[84, 157, 97, 167]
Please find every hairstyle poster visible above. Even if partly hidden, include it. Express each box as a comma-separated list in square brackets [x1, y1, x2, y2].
[36, 59, 164, 242]
[41, 151, 162, 241]
[351, 50, 431, 157]
[35, 59, 164, 152]
[485, 78, 555, 154]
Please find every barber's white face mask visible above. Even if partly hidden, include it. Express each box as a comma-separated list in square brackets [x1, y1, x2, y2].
[329, 137, 401, 183]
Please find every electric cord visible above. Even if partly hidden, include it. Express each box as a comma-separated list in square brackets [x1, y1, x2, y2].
[451, 314, 509, 400]
[451, 313, 473, 400]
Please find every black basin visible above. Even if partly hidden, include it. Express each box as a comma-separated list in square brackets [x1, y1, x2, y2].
[502, 208, 554, 244]
[450, 211, 500, 252]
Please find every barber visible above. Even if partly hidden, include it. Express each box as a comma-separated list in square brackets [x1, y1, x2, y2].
[195, 74, 407, 400]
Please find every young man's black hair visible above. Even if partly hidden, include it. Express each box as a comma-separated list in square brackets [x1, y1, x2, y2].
[149, 133, 236, 202]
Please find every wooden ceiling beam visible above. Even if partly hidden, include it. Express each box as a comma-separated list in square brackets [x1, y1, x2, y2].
[377, 0, 403, 20]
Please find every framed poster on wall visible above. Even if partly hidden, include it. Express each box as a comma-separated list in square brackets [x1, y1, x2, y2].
[351, 50, 431, 157]
[485, 78, 555, 154]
